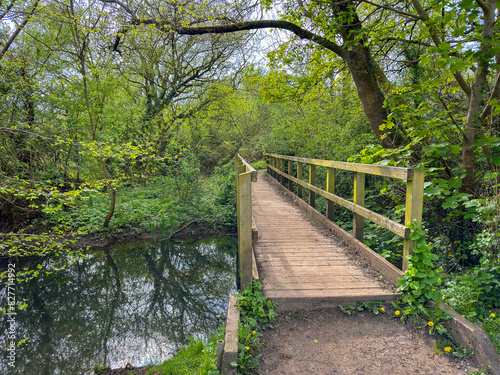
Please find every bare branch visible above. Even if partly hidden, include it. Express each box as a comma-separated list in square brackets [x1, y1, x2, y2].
[133, 19, 346, 58]
[357, 0, 423, 21]
[0, 0, 39, 61]
[382, 37, 431, 47]
[0, 127, 57, 141]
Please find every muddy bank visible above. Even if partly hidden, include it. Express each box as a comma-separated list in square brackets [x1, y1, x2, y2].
[75, 221, 235, 248]
[0, 221, 235, 259]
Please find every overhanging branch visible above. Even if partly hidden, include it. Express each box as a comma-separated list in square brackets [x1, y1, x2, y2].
[132, 19, 346, 58]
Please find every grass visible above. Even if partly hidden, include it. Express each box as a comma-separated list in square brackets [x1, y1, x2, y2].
[146, 330, 224, 375]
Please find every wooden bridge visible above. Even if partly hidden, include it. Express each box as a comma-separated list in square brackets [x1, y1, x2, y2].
[234, 153, 424, 311]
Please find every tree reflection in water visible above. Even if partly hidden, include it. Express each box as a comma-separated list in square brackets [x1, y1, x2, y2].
[0, 235, 236, 375]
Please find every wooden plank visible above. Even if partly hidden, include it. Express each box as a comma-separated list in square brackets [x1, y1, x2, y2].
[236, 153, 257, 182]
[222, 292, 239, 375]
[267, 173, 405, 285]
[264, 152, 413, 180]
[268, 165, 409, 238]
[263, 282, 387, 290]
[252, 169, 400, 312]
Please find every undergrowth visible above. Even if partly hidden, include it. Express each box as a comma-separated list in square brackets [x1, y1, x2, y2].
[146, 328, 225, 375]
[30, 162, 236, 240]
[235, 281, 277, 374]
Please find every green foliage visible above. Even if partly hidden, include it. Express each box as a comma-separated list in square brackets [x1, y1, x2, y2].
[339, 300, 386, 315]
[441, 257, 500, 353]
[435, 339, 474, 359]
[397, 223, 442, 305]
[468, 365, 493, 375]
[93, 365, 110, 373]
[235, 281, 277, 374]
[146, 329, 224, 375]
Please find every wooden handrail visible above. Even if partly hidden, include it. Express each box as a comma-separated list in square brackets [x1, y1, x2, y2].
[264, 152, 424, 271]
[235, 154, 257, 289]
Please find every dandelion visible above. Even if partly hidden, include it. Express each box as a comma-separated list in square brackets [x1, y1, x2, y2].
[461, 315, 465, 317]
[314, 340, 318, 343]
[380, 307, 385, 312]
[252, 331, 256, 335]
[395, 310, 401, 316]
[428, 321, 434, 327]
[444, 347, 452, 352]
[245, 346, 250, 351]
[491, 313, 496, 318]
[217, 315, 221, 318]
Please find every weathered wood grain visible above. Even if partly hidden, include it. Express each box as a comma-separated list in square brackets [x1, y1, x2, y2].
[252, 171, 397, 311]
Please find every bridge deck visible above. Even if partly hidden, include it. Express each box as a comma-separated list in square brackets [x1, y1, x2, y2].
[252, 171, 398, 311]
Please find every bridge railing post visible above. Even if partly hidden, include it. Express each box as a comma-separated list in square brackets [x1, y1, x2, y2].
[297, 162, 303, 199]
[403, 170, 424, 271]
[353, 172, 366, 242]
[309, 164, 316, 208]
[235, 154, 257, 290]
[326, 167, 335, 221]
[288, 160, 293, 192]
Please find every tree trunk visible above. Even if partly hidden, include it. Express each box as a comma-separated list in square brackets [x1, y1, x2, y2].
[344, 45, 399, 148]
[461, 0, 496, 194]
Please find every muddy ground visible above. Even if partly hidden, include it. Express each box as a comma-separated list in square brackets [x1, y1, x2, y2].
[258, 307, 482, 375]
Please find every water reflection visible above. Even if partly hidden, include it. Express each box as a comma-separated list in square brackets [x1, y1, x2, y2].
[0, 236, 236, 375]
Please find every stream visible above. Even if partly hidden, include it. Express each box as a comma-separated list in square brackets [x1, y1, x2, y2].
[0, 235, 237, 375]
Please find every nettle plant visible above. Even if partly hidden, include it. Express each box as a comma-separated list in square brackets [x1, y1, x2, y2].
[397, 222, 453, 335]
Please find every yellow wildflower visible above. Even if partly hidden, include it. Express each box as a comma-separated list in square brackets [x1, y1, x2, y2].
[252, 331, 256, 335]
[245, 346, 250, 351]
[491, 313, 496, 318]
[444, 347, 452, 352]
[217, 315, 221, 318]
[395, 310, 401, 316]
[380, 307, 385, 312]
[428, 321, 434, 327]
[314, 339, 318, 343]
[461, 315, 465, 317]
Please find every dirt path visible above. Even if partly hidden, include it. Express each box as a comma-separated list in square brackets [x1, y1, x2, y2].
[258, 308, 481, 375]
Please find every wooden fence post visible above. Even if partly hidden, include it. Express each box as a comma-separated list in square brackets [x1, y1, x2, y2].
[309, 164, 316, 208]
[403, 170, 425, 271]
[297, 162, 303, 199]
[238, 170, 253, 289]
[326, 167, 335, 221]
[288, 160, 293, 191]
[353, 172, 365, 242]
[280, 158, 285, 185]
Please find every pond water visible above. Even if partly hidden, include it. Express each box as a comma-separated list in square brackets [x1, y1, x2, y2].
[0, 235, 237, 375]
